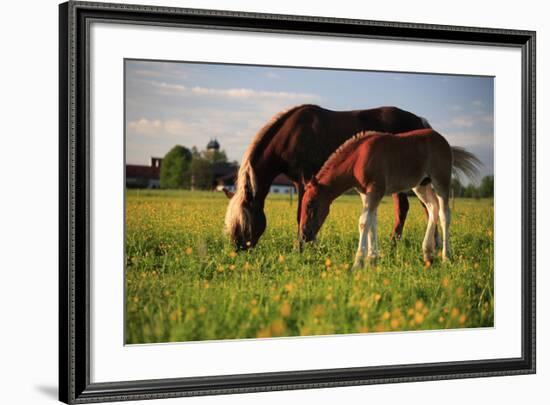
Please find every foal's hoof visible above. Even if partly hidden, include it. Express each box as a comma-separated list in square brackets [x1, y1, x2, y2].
[352, 259, 364, 270]
[441, 255, 452, 263]
[366, 255, 379, 266]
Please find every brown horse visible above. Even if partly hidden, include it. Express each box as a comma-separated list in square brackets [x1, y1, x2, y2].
[299, 129, 480, 267]
[224, 105, 434, 250]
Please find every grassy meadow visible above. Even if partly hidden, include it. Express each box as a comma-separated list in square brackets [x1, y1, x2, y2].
[125, 189, 494, 344]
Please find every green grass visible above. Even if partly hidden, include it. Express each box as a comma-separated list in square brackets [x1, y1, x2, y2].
[125, 189, 494, 343]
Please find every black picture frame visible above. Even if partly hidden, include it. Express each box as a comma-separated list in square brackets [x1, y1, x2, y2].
[59, 1, 536, 403]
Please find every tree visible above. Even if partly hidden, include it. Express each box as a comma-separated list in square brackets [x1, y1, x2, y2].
[450, 178, 463, 198]
[190, 157, 213, 190]
[188, 146, 230, 190]
[204, 149, 228, 164]
[478, 175, 494, 198]
[160, 145, 192, 189]
[463, 184, 479, 199]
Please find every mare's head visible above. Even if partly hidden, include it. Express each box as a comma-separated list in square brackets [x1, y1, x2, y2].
[299, 177, 331, 246]
[224, 186, 266, 251]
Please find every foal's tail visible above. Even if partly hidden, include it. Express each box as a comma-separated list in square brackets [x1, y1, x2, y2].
[451, 146, 483, 183]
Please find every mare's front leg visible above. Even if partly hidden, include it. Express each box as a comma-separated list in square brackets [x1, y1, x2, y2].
[390, 193, 409, 243]
[295, 181, 305, 238]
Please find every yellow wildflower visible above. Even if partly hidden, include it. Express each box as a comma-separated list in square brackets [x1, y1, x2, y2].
[280, 301, 291, 317]
[414, 312, 424, 325]
[257, 327, 271, 338]
[312, 304, 325, 317]
[270, 319, 285, 336]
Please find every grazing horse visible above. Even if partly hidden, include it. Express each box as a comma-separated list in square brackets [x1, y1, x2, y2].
[224, 105, 434, 250]
[299, 129, 481, 267]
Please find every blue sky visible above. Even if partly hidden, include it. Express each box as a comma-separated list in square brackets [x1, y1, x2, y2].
[126, 60, 494, 180]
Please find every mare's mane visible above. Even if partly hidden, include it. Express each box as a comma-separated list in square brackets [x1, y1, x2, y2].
[224, 104, 318, 237]
[236, 104, 318, 197]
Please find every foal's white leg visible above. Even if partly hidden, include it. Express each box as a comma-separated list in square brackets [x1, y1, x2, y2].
[366, 208, 379, 260]
[353, 208, 368, 269]
[433, 187, 451, 261]
[413, 185, 439, 264]
[353, 192, 368, 269]
[353, 192, 381, 268]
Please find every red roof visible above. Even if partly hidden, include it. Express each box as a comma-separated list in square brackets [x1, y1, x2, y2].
[126, 164, 160, 179]
[272, 174, 294, 186]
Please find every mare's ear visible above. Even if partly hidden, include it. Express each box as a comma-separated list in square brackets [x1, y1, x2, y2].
[222, 188, 235, 199]
[309, 176, 319, 187]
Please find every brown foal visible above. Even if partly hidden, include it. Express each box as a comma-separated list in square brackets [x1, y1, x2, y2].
[299, 128, 457, 267]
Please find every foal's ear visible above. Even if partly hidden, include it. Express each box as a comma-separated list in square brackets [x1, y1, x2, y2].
[309, 176, 319, 187]
[300, 173, 311, 186]
[222, 188, 235, 199]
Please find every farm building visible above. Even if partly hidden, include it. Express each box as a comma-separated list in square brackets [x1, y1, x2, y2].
[126, 157, 162, 189]
[215, 171, 295, 195]
[269, 174, 295, 194]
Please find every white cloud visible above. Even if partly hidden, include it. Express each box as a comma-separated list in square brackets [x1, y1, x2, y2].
[480, 114, 494, 124]
[451, 116, 476, 128]
[449, 104, 463, 112]
[148, 80, 320, 102]
[443, 131, 493, 149]
[128, 117, 225, 138]
[131, 69, 164, 78]
[472, 100, 484, 107]
[155, 81, 187, 93]
[127, 118, 163, 135]
[126, 102, 301, 164]
[449, 112, 493, 128]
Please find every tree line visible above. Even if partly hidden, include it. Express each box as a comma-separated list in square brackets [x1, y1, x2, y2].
[160, 144, 494, 198]
[160, 145, 232, 190]
[450, 175, 494, 198]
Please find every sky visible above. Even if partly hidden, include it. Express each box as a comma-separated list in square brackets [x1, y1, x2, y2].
[125, 60, 494, 180]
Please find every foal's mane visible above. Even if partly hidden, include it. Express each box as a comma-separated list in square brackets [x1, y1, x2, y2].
[315, 130, 385, 180]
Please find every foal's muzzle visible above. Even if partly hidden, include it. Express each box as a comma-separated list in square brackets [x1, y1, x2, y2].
[298, 230, 315, 252]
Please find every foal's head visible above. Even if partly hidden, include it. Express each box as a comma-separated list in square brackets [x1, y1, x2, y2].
[299, 177, 331, 245]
